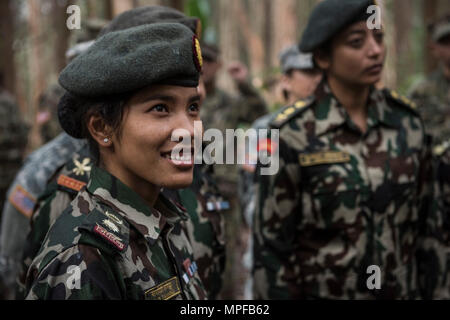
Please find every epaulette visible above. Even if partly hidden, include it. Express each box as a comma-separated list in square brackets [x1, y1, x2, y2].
[384, 89, 419, 115]
[57, 148, 93, 194]
[270, 98, 314, 128]
[433, 139, 450, 157]
[78, 205, 129, 254]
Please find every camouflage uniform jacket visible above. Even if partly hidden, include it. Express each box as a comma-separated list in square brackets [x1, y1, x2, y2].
[253, 82, 437, 299]
[408, 69, 450, 146]
[25, 166, 207, 300]
[19, 147, 225, 300]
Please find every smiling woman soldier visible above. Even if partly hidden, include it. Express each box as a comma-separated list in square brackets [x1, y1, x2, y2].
[24, 23, 207, 300]
[253, 0, 441, 299]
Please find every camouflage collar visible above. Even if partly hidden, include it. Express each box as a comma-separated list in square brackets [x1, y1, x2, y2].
[314, 83, 352, 137]
[367, 88, 401, 129]
[314, 83, 399, 137]
[87, 166, 188, 245]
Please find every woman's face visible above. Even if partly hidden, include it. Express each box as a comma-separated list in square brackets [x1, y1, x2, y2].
[319, 21, 386, 87]
[106, 85, 201, 193]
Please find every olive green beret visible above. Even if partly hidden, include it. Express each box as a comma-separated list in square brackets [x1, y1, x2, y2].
[299, 0, 375, 52]
[59, 23, 202, 98]
[279, 45, 315, 73]
[98, 5, 201, 38]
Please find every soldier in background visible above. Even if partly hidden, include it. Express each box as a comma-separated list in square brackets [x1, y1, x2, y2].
[409, 16, 450, 292]
[0, 74, 29, 216]
[200, 43, 268, 299]
[240, 45, 322, 299]
[253, 0, 444, 299]
[36, 84, 65, 144]
[0, 74, 29, 299]
[409, 14, 450, 149]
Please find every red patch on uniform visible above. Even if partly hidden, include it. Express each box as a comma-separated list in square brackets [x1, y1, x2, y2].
[94, 225, 125, 251]
[183, 258, 192, 276]
[257, 138, 278, 155]
[57, 174, 86, 192]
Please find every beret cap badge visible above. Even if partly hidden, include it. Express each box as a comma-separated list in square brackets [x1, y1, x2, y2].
[193, 35, 203, 72]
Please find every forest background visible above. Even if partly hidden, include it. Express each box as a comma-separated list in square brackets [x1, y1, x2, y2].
[0, 0, 449, 152]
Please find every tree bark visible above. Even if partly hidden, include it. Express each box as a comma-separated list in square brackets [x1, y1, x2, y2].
[52, 0, 71, 73]
[168, 0, 185, 11]
[0, 0, 16, 95]
[27, 0, 46, 151]
[423, 0, 438, 73]
[111, 0, 135, 17]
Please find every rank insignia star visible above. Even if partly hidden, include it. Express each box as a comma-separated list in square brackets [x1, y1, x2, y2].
[102, 219, 119, 233]
[72, 158, 92, 176]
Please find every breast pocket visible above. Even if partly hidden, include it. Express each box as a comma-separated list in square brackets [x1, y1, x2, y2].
[300, 151, 362, 228]
[381, 150, 420, 224]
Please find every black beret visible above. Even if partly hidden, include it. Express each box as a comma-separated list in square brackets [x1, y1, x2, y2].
[98, 5, 201, 38]
[299, 0, 375, 52]
[59, 23, 202, 99]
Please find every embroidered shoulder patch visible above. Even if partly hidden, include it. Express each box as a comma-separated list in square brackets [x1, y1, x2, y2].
[8, 185, 36, 219]
[93, 224, 125, 251]
[57, 174, 87, 192]
[387, 90, 417, 109]
[299, 151, 351, 167]
[145, 276, 181, 300]
[433, 139, 450, 156]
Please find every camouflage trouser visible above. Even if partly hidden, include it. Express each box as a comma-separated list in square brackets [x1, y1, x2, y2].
[219, 179, 251, 300]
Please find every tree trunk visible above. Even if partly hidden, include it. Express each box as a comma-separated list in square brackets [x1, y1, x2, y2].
[168, 0, 185, 11]
[52, 0, 71, 73]
[0, 0, 16, 95]
[423, 0, 438, 74]
[217, 0, 240, 94]
[270, 0, 298, 67]
[111, 0, 135, 17]
[236, 0, 264, 77]
[27, 0, 46, 151]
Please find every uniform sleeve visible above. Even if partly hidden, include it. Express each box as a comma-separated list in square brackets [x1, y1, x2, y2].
[252, 135, 302, 299]
[26, 244, 123, 300]
[415, 134, 450, 299]
[16, 188, 65, 299]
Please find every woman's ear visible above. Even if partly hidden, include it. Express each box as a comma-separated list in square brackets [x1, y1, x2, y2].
[313, 49, 330, 71]
[87, 113, 112, 147]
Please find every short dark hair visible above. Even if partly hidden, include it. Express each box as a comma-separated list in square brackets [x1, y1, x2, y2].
[58, 91, 134, 165]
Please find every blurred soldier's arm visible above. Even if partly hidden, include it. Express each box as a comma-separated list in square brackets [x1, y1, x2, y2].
[253, 136, 301, 299]
[228, 62, 268, 128]
[415, 134, 450, 299]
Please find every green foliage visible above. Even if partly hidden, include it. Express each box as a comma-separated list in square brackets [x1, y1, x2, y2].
[184, 0, 215, 43]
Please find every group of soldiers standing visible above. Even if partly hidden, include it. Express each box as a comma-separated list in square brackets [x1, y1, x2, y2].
[0, 0, 449, 300]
